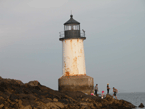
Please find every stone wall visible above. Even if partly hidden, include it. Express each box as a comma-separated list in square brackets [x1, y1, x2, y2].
[58, 75, 94, 94]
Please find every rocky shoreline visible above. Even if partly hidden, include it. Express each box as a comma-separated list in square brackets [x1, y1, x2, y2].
[0, 76, 139, 109]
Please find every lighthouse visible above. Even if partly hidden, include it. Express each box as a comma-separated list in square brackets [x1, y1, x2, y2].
[58, 15, 94, 94]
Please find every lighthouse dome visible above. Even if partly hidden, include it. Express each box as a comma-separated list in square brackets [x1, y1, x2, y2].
[64, 15, 80, 25]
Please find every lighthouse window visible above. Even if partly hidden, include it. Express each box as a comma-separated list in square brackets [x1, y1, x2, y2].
[65, 25, 71, 30]
[72, 25, 79, 30]
[73, 25, 75, 30]
[64, 25, 80, 31]
[77, 25, 79, 30]
[69, 26, 71, 30]
[76, 25, 78, 30]
[71, 25, 74, 30]
[73, 25, 76, 30]
[65, 26, 66, 30]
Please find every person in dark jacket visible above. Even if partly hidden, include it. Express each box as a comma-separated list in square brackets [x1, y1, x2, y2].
[94, 84, 98, 96]
[107, 83, 110, 94]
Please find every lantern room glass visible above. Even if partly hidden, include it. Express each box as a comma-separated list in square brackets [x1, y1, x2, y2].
[64, 24, 80, 31]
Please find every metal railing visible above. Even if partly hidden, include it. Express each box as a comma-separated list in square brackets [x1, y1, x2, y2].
[59, 30, 85, 38]
[59, 31, 64, 38]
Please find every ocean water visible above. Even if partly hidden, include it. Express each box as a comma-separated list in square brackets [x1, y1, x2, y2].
[116, 92, 145, 109]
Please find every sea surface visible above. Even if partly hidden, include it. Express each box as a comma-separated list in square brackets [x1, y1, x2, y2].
[116, 92, 145, 109]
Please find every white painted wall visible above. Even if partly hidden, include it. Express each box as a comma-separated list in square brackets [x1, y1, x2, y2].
[62, 39, 86, 76]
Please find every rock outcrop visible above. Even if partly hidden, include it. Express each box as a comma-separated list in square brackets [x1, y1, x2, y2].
[139, 103, 144, 108]
[0, 76, 136, 109]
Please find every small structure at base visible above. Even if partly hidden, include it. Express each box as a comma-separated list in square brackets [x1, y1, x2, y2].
[59, 75, 94, 95]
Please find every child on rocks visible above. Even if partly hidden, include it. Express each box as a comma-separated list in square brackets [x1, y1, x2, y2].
[101, 91, 105, 99]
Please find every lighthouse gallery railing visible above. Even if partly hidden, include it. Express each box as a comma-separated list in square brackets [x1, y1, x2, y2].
[59, 30, 85, 38]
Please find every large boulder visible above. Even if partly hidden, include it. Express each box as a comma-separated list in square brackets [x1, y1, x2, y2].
[27, 80, 40, 86]
[139, 103, 144, 108]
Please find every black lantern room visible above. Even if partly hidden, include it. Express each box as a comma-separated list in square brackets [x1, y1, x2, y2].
[59, 15, 86, 41]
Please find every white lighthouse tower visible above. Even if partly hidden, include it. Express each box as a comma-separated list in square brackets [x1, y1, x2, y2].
[58, 15, 94, 94]
[60, 14, 86, 76]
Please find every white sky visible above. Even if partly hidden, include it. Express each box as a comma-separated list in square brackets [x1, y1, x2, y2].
[0, 0, 145, 93]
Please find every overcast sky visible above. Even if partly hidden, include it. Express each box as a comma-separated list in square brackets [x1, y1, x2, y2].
[0, 0, 145, 93]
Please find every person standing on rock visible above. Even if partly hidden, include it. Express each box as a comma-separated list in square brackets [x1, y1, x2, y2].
[94, 84, 98, 96]
[107, 83, 110, 94]
[113, 87, 118, 99]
